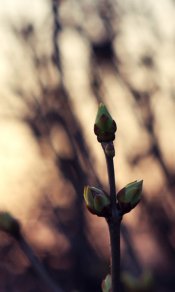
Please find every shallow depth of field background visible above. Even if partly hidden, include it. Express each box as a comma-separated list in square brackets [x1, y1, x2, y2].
[0, 0, 175, 291]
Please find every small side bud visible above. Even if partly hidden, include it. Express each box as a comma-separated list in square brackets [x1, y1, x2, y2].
[94, 103, 117, 142]
[102, 274, 111, 292]
[0, 212, 20, 238]
[84, 186, 111, 217]
[117, 180, 143, 214]
[104, 142, 115, 157]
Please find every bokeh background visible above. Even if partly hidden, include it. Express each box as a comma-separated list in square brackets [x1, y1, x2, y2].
[0, 0, 175, 291]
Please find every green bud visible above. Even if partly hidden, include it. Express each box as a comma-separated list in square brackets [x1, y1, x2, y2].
[84, 186, 111, 217]
[94, 103, 117, 142]
[102, 274, 111, 292]
[0, 212, 20, 238]
[117, 180, 143, 214]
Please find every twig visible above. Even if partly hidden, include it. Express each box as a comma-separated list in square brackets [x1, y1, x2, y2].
[85, 104, 143, 292]
[102, 143, 122, 292]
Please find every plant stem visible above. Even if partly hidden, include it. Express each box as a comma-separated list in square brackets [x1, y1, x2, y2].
[17, 235, 62, 292]
[103, 143, 121, 292]
[107, 217, 121, 292]
[105, 154, 117, 208]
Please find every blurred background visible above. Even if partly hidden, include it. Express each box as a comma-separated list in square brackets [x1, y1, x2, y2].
[0, 0, 175, 291]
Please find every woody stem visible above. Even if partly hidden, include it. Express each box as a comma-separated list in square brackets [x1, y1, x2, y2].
[103, 143, 122, 292]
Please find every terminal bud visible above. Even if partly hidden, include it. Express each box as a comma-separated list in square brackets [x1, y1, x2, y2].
[94, 103, 117, 142]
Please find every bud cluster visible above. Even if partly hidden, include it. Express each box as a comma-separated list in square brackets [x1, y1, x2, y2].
[84, 103, 143, 215]
[84, 181, 143, 217]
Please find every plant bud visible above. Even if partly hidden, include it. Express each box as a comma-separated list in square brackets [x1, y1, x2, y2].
[102, 274, 111, 292]
[104, 142, 115, 157]
[84, 186, 111, 217]
[0, 212, 20, 238]
[94, 103, 117, 142]
[117, 180, 143, 214]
